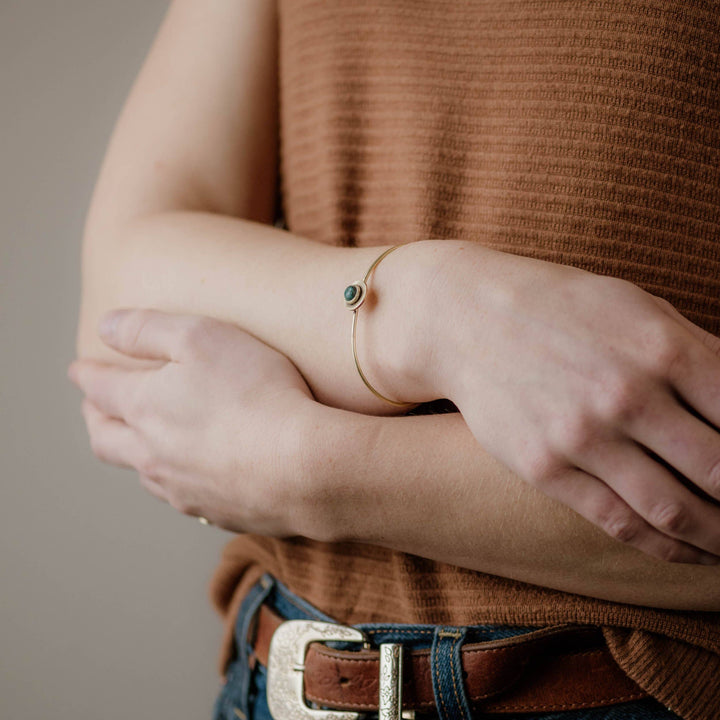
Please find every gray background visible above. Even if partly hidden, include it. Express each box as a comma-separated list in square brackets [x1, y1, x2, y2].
[1, 2, 232, 717]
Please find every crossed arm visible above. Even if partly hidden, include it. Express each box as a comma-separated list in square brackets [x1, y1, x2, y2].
[72, 0, 720, 610]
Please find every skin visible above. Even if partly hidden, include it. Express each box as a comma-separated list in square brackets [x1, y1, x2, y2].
[68, 310, 720, 610]
[69, 0, 720, 607]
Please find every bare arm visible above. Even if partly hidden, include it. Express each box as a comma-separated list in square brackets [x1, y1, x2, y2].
[76, 0, 720, 588]
[77, 0, 434, 415]
[79, 210, 444, 414]
[70, 307, 720, 611]
[301, 405, 720, 611]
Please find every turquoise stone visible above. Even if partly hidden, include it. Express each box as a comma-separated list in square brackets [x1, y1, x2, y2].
[344, 285, 359, 302]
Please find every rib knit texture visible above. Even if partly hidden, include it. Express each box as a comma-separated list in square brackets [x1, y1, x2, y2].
[209, 2, 720, 718]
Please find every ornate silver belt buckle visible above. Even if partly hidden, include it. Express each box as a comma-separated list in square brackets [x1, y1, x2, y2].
[266, 620, 407, 720]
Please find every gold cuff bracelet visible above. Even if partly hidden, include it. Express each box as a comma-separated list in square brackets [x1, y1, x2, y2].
[343, 245, 415, 407]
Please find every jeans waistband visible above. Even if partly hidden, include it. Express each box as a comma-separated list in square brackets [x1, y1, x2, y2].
[213, 574, 683, 720]
[239, 573, 541, 649]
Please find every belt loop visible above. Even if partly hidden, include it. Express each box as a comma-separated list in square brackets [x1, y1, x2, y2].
[239, 574, 276, 661]
[430, 626, 472, 720]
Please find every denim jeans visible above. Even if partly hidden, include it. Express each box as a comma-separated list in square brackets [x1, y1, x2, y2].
[212, 574, 682, 720]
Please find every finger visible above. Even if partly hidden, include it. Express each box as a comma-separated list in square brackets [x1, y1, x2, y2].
[98, 308, 209, 362]
[654, 294, 720, 358]
[81, 399, 145, 470]
[573, 438, 720, 557]
[655, 307, 720, 434]
[71, 360, 148, 421]
[629, 391, 720, 503]
[540, 466, 720, 565]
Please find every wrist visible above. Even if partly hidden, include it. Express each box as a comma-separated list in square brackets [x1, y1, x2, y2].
[293, 400, 381, 543]
[365, 239, 475, 404]
[287, 399, 339, 541]
[267, 393, 326, 538]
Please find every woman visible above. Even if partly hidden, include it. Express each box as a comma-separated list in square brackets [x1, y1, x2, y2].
[68, 0, 720, 718]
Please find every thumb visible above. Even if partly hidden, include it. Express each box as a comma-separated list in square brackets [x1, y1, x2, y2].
[98, 308, 182, 361]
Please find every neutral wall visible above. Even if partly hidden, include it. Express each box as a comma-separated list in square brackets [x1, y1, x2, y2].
[1, 2, 232, 718]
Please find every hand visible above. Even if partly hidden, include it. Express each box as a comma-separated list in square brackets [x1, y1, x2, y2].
[67, 308, 316, 535]
[428, 243, 720, 564]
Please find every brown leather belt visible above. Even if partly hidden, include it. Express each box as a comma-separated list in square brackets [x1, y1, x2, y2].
[251, 604, 649, 715]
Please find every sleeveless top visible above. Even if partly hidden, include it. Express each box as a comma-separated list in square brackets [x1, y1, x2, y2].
[209, 2, 720, 718]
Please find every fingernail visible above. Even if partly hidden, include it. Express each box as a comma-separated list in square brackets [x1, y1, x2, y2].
[98, 310, 122, 340]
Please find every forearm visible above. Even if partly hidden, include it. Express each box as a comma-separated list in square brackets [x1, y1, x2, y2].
[74, 0, 720, 590]
[77, 204, 720, 579]
[301, 405, 720, 611]
[78, 214, 451, 413]
[74, 0, 445, 414]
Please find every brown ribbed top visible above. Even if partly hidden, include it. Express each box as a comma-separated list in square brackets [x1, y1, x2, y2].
[209, 2, 720, 718]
